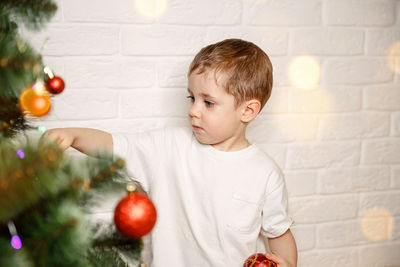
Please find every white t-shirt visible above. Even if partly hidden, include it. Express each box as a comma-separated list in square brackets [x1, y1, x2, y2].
[112, 126, 292, 267]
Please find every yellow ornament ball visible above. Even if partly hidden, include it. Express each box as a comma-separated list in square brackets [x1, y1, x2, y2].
[19, 86, 51, 117]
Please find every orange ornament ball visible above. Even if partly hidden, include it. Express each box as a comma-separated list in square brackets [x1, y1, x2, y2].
[19, 87, 51, 117]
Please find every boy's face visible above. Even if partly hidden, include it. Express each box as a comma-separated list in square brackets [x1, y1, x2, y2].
[187, 69, 246, 148]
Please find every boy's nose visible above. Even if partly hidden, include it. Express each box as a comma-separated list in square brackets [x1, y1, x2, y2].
[189, 104, 200, 118]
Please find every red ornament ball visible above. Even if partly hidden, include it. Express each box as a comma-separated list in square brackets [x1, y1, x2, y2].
[114, 192, 157, 239]
[243, 253, 277, 267]
[46, 76, 65, 94]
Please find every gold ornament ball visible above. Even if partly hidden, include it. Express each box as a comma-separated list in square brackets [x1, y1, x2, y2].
[19, 87, 51, 117]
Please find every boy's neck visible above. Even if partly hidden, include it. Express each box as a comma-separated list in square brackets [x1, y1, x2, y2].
[210, 129, 251, 152]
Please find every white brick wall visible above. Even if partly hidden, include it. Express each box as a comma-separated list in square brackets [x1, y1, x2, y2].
[28, 0, 400, 266]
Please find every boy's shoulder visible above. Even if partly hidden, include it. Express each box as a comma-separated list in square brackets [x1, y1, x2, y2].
[251, 144, 283, 174]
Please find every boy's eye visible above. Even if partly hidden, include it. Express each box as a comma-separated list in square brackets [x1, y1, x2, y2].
[186, 95, 214, 107]
[205, 100, 214, 107]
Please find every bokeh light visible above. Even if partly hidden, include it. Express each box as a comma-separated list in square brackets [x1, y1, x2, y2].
[277, 87, 334, 141]
[387, 41, 400, 74]
[37, 126, 46, 133]
[361, 207, 394, 242]
[16, 149, 25, 159]
[135, 0, 167, 18]
[289, 55, 320, 90]
[11, 235, 22, 250]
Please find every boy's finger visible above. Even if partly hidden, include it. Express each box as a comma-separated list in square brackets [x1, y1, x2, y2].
[264, 253, 280, 264]
[58, 139, 70, 151]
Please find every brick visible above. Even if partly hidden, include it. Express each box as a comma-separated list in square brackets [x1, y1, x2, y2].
[318, 112, 390, 140]
[359, 243, 400, 266]
[284, 171, 317, 197]
[270, 57, 292, 87]
[261, 87, 288, 115]
[362, 139, 400, 164]
[291, 29, 364, 55]
[207, 27, 288, 56]
[120, 89, 188, 118]
[289, 87, 362, 113]
[393, 112, 400, 137]
[158, 0, 241, 25]
[65, 57, 156, 89]
[121, 26, 207, 56]
[394, 216, 400, 241]
[291, 224, 315, 251]
[109, 118, 190, 133]
[318, 167, 391, 194]
[325, 0, 395, 26]
[365, 84, 400, 111]
[286, 141, 360, 169]
[247, 116, 291, 143]
[317, 220, 365, 248]
[257, 144, 286, 170]
[27, 25, 119, 56]
[248, 114, 318, 143]
[44, 89, 118, 120]
[325, 59, 393, 85]
[359, 192, 400, 216]
[289, 195, 358, 223]
[393, 166, 400, 189]
[367, 29, 400, 56]
[299, 248, 358, 267]
[42, 56, 65, 76]
[63, 0, 152, 23]
[158, 58, 191, 88]
[244, 0, 321, 26]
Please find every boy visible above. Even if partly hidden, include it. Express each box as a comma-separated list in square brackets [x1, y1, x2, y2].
[44, 39, 297, 267]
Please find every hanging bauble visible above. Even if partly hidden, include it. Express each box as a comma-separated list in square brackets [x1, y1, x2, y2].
[19, 85, 51, 117]
[45, 76, 65, 94]
[114, 184, 157, 239]
[44, 66, 65, 94]
[243, 253, 277, 267]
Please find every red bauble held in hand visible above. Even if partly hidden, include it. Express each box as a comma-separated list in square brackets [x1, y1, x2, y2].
[243, 253, 277, 267]
[114, 184, 157, 239]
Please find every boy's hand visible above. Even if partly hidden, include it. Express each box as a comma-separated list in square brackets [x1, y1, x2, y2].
[41, 128, 75, 151]
[265, 252, 295, 267]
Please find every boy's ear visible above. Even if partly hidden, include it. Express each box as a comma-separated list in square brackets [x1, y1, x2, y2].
[240, 99, 261, 123]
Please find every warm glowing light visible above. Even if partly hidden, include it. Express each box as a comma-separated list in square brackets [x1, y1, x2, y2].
[11, 235, 22, 250]
[289, 55, 320, 89]
[361, 207, 394, 242]
[388, 41, 400, 74]
[134, 0, 167, 18]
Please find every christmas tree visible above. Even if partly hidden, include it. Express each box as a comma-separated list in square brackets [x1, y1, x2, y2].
[0, 1, 152, 266]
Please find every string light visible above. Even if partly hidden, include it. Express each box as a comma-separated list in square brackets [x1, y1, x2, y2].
[37, 125, 46, 133]
[8, 221, 22, 250]
[16, 149, 25, 159]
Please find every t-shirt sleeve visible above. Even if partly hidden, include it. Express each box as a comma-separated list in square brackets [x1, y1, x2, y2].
[260, 169, 293, 238]
[111, 128, 166, 194]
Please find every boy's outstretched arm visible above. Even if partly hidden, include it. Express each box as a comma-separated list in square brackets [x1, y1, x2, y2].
[264, 229, 298, 267]
[42, 128, 113, 157]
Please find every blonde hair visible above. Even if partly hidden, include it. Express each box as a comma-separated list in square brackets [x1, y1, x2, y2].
[188, 38, 273, 110]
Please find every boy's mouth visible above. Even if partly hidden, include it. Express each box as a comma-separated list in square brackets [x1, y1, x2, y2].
[192, 125, 203, 131]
